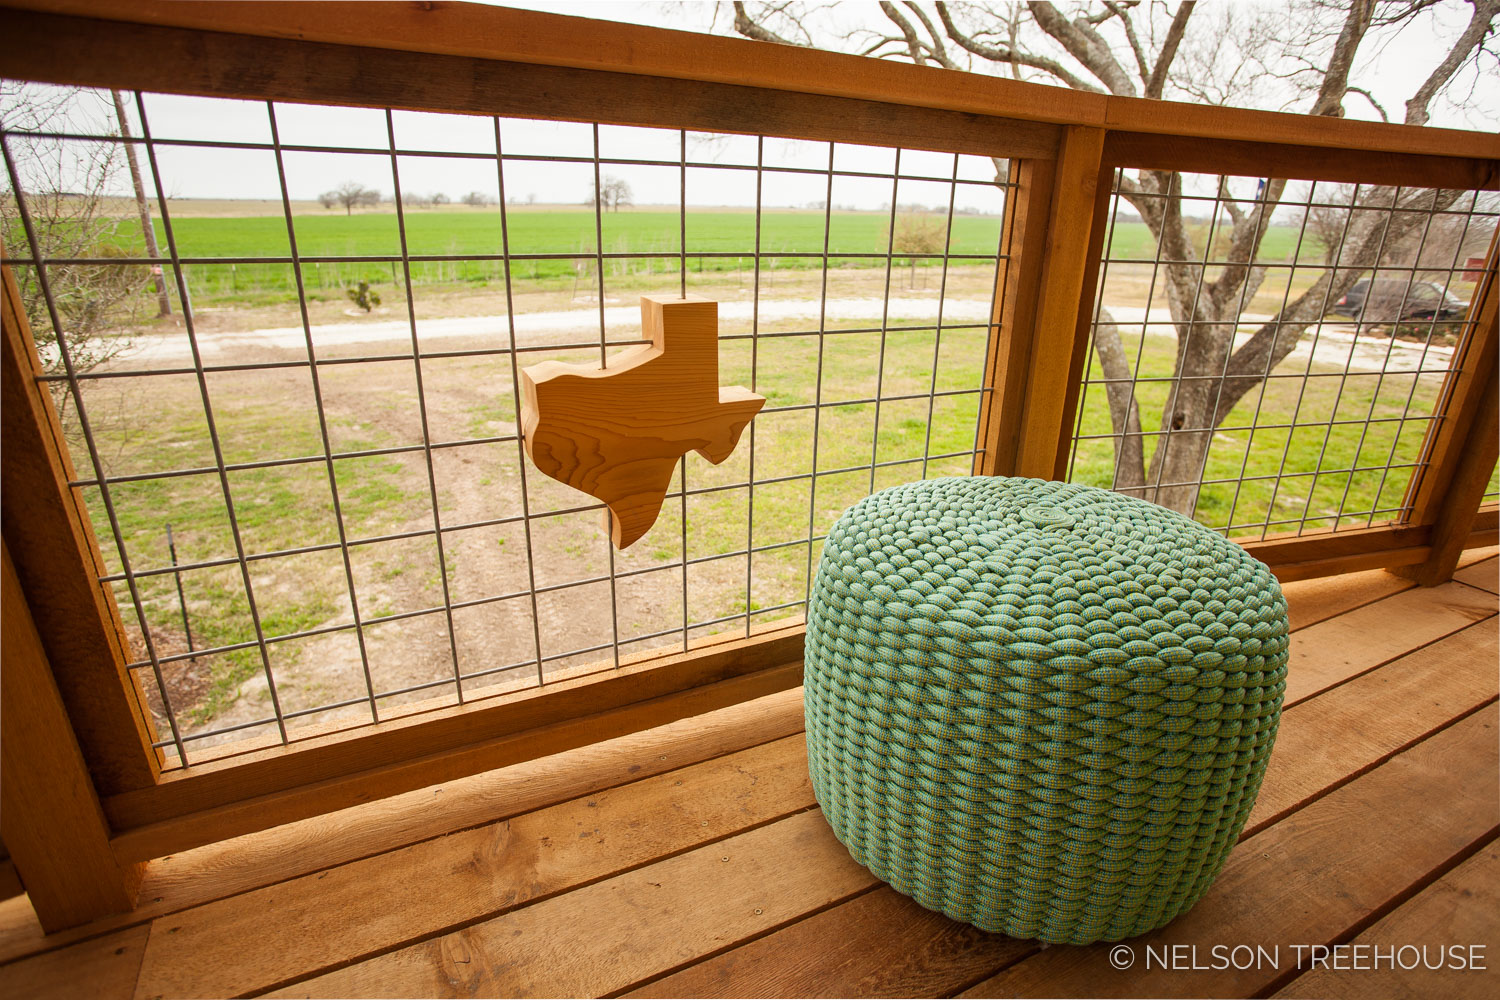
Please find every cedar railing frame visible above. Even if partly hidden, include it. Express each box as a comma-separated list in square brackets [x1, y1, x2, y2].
[0, 0, 1496, 931]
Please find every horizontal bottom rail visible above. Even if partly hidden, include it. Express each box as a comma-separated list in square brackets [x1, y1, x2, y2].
[1243, 512, 1498, 582]
[106, 620, 805, 862]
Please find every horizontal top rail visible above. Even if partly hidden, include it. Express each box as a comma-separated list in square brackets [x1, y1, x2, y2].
[6, 0, 1499, 162]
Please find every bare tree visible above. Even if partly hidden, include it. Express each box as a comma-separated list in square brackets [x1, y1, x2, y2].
[888, 213, 946, 287]
[587, 176, 635, 212]
[109, 89, 170, 317]
[461, 190, 494, 206]
[1, 83, 149, 409]
[606, 177, 634, 212]
[322, 180, 377, 215]
[730, 0, 1500, 514]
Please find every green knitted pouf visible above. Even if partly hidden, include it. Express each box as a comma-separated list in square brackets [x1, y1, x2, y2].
[804, 476, 1288, 945]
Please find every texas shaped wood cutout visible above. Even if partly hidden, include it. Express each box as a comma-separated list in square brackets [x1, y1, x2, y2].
[520, 295, 766, 549]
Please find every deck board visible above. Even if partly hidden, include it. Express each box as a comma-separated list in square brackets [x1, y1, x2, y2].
[0, 561, 1496, 1000]
[268, 809, 874, 999]
[134, 736, 814, 1000]
[1270, 840, 1500, 999]
[1454, 556, 1499, 594]
[0, 687, 806, 965]
[960, 707, 1499, 998]
[627, 886, 1036, 999]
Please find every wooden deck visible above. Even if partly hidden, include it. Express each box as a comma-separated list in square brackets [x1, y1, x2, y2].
[2, 551, 1497, 1000]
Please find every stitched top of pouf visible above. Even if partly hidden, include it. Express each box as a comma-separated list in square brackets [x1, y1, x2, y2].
[815, 477, 1283, 666]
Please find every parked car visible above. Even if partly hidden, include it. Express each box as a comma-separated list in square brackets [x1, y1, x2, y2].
[1328, 279, 1468, 322]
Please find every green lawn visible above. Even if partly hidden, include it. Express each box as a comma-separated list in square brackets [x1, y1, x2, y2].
[77, 209, 1320, 306]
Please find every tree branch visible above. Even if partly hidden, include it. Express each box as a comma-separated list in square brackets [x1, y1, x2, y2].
[879, 2, 946, 67]
[1208, 177, 1289, 315]
[902, 1, 958, 68]
[1310, 0, 1375, 116]
[1404, 0, 1500, 125]
[1027, 0, 1139, 95]
[1212, 186, 1467, 424]
[1344, 84, 1388, 121]
[1091, 307, 1147, 491]
[731, 2, 809, 46]
[1104, 1, 1152, 84]
[1145, 2, 1195, 99]
[935, 2, 1106, 91]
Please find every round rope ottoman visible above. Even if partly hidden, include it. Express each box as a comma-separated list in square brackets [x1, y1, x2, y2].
[804, 476, 1288, 945]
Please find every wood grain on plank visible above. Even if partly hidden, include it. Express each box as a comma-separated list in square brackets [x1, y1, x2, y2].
[0, 925, 148, 1000]
[521, 296, 764, 548]
[131, 736, 815, 1000]
[0, 9, 1060, 162]
[109, 658, 803, 862]
[265, 809, 873, 999]
[973, 155, 1054, 477]
[1285, 581, 1495, 706]
[13, 1, 1500, 160]
[1271, 840, 1500, 999]
[0, 863, 21, 903]
[1454, 557, 1499, 594]
[628, 886, 1036, 999]
[1279, 569, 1411, 631]
[0, 265, 160, 793]
[105, 619, 802, 834]
[1101, 130, 1500, 190]
[1247, 618, 1497, 835]
[1455, 544, 1500, 568]
[1017, 126, 1108, 480]
[961, 706, 1499, 998]
[1239, 522, 1431, 583]
[0, 545, 143, 933]
[0, 686, 804, 965]
[0, 1, 1108, 130]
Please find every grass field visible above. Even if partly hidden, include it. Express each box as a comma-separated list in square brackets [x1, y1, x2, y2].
[64, 207, 1318, 307]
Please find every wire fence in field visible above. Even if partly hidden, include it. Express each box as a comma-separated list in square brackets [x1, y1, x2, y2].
[1, 87, 1013, 767]
[1068, 168, 1498, 538]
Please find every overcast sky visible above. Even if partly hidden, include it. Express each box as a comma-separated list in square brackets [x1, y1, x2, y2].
[3, 1, 1495, 210]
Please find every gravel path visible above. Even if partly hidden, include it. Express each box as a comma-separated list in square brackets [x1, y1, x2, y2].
[121, 298, 1451, 375]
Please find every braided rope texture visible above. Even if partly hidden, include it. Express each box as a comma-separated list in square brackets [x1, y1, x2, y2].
[804, 476, 1289, 944]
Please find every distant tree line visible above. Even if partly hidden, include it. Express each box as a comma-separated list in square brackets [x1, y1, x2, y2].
[317, 181, 500, 212]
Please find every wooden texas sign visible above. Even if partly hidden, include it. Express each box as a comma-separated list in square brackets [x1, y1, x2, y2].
[519, 295, 766, 549]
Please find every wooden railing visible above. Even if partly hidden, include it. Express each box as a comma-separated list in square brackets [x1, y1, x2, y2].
[1, 0, 1496, 932]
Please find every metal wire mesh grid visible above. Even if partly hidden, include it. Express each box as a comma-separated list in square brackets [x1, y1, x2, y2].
[1067, 167, 1498, 538]
[1, 88, 1013, 767]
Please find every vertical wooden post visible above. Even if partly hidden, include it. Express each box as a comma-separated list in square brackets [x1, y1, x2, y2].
[974, 155, 1054, 476]
[973, 126, 1110, 480]
[2, 541, 145, 931]
[0, 263, 162, 794]
[1394, 239, 1499, 586]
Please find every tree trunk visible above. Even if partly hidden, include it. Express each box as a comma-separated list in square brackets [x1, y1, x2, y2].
[1090, 307, 1147, 495]
[111, 90, 170, 317]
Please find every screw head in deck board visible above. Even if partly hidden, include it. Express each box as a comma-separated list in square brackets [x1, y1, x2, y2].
[519, 295, 765, 548]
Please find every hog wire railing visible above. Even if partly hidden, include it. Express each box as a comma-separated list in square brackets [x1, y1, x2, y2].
[3, 88, 1014, 766]
[1067, 170, 1498, 538]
